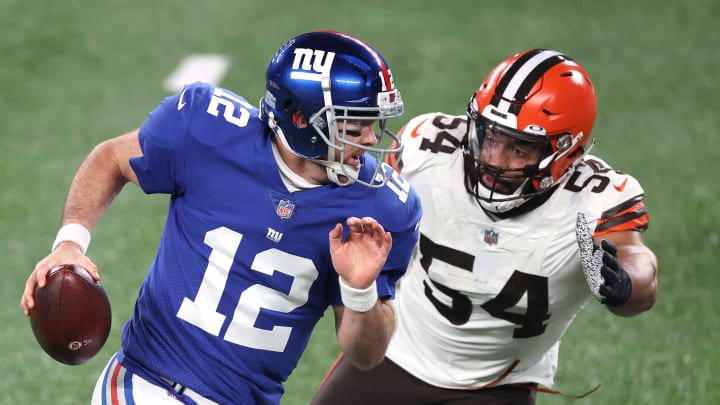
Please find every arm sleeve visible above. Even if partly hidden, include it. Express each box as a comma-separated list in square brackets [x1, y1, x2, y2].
[129, 83, 211, 195]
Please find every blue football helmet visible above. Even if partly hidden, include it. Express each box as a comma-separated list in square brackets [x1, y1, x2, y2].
[260, 31, 404, 187]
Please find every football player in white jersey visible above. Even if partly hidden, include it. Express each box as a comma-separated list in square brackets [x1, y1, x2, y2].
[313, 49, 658, 405]
[21, 31, 422, 405]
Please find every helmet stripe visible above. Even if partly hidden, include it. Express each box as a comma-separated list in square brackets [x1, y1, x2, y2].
[493, 49, 566, 115]
[496, 48, 546, 93]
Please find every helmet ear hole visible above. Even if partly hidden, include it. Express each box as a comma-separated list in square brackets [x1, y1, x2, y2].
[568, 147, 584, 160]
[292, 111, 308, 128]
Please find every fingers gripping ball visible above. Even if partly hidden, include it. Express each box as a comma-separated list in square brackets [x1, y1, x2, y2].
[29, 265, 112, 365]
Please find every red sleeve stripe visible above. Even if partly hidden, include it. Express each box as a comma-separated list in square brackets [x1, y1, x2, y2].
[595, 198, 649, 236]
[599, 194, 643, 218]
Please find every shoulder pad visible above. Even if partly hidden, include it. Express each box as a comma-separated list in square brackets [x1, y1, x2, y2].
[399, 113, 467, 174]
[565, 155, 649, 235]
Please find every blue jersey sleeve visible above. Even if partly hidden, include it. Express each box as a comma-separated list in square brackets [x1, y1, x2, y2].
[130, 82, 214, 195]
[376, 176, 422, 298]
[326, 161, 423, 304]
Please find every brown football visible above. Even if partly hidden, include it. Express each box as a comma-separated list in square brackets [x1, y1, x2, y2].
[29, 265, 111, 365]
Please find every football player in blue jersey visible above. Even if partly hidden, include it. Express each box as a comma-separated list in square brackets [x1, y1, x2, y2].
[21, 31, 422, 405]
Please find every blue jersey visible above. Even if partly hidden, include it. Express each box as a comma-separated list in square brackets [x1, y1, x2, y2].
[120, 82, 422, 404]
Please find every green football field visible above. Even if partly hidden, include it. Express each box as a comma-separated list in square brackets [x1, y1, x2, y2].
[1, 0, 717, 403]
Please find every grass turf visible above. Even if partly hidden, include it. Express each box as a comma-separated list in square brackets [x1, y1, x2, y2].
[1, 0, 717, 403]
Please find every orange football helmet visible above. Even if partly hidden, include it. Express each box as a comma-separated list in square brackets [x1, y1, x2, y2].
[464, 48, 597, 214]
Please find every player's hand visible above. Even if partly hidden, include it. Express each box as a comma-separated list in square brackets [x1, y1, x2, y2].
[576, 212, 632, 307]
[21, 242, 98, 316]
[329, 217, 392, 289]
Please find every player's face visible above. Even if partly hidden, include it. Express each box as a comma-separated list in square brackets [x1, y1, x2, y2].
[332, 119, 378, 167]
[478, 130, 544, 194]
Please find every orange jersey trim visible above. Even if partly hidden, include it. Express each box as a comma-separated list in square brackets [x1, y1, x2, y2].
[595, 197, 649, 237]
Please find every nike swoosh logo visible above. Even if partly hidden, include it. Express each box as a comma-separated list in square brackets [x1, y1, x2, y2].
[177, 89, 187, 110]
[410, 118, 429, 138]
[614, 177, 628, 192]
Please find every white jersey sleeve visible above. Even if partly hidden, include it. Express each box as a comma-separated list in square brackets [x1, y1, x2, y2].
[386, 113, 650, 389]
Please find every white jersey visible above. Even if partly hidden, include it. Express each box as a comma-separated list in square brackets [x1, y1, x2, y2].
[385, 113, 650, 389]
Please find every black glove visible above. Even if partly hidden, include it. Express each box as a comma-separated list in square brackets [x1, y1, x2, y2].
[576, 213, 632, 306]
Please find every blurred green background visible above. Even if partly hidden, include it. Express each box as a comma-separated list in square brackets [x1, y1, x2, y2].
[1, 0, 717, 403]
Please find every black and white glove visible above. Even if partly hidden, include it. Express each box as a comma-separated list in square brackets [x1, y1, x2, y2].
[576, 212, 632, 307]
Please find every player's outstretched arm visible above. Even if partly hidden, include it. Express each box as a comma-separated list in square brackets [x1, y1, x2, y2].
[597, 230, 658, 316]
[329, 217, 396, 370]
[576, 212, 658, 317]
[21, 130, 142, 315]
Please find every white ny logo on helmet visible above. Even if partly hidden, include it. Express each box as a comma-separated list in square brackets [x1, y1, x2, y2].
[290, 49, 335, 81]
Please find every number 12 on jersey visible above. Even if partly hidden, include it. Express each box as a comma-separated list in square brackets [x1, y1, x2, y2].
[177, 227, 319, 352]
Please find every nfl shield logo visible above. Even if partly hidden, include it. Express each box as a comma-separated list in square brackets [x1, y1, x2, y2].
[484, 229, 499, 245]
[276, 199, 295, 219]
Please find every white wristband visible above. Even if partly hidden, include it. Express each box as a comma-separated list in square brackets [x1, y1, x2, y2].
[339, 278, 378, 313]
[51, 223, 91, 254]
